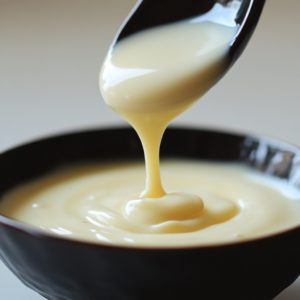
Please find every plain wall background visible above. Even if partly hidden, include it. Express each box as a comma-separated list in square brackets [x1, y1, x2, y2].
[0, 0, 300, 299]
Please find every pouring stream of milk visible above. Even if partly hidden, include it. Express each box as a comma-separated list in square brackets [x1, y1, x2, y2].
[100, 19, 238, 232]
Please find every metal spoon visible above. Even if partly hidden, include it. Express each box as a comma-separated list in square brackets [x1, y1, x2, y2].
[113, 0, 266, 68]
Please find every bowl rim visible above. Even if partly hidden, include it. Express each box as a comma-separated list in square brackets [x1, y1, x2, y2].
[1, 125, 300, 250]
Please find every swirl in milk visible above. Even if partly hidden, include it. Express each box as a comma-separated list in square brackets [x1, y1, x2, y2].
[1, 161, 300, 247]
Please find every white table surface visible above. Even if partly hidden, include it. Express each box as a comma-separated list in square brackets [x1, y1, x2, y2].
[0, 0, 300, 299]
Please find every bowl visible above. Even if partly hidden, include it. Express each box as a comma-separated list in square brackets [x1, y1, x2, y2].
[0, 127, 300, 300]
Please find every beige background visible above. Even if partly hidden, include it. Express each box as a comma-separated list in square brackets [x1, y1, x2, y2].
[0, 0, 300, 299]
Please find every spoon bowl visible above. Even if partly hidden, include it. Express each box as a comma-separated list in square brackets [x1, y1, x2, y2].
[116, 0, 266, 69]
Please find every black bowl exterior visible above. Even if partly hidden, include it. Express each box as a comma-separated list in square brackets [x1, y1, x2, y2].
[1, 220, 300, 300]
[1, 127, 300, 300]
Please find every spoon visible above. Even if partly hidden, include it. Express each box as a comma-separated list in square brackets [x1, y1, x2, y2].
[114, 0, 266, 68]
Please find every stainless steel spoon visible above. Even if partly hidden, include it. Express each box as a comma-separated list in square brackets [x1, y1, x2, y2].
[113, 0, 266, 68]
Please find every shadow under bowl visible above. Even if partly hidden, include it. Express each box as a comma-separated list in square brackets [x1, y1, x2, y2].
[0, 127, 300, 300]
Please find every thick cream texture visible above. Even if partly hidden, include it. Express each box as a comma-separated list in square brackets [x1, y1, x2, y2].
[100, 20, 237, 204]
[1, 161, 300, 248]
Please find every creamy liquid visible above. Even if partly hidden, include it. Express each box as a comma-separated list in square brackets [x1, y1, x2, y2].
[99, 20, 238, 233]
[1, 160, 300, 247]
[100, 20, 237, 200]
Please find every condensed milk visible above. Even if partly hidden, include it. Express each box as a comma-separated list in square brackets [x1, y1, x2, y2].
[1, 161, 300, 247]
[100, 21, 238, 201]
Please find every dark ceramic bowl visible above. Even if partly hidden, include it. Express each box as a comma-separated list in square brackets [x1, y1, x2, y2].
[0, 127, 300, 300]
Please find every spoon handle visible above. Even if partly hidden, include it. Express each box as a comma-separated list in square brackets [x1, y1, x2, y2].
[229, 0, 266, 66]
